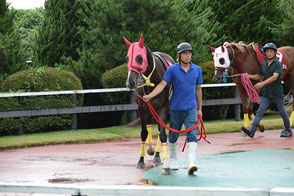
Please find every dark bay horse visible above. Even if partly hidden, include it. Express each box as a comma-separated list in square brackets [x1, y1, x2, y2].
[208, 42, 294, 132]
[124, 34, 175, 174]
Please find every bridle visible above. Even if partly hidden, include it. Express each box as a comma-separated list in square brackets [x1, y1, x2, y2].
[135, 55, 156, 88]
[214, 45, 235, 83]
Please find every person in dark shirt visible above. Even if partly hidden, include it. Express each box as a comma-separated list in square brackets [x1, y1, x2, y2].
[242, 43, 293, 138]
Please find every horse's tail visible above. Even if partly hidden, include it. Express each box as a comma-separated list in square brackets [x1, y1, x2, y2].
[124, 117, 141, 127]
[284, 90, 293, 107]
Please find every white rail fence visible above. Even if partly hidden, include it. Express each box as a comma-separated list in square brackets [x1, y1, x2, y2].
[0, 183, 294, 196]
[0, 83, 241, 130]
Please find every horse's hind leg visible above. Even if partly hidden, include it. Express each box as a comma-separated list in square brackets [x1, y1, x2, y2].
[287, 85, 294, 127]
[146, 125, 155, 156]
[281, 74, 294, 127]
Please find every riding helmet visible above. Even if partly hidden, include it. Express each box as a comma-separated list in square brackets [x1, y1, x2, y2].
[263, 43, 277, 52]
[177, 42, 193, 54]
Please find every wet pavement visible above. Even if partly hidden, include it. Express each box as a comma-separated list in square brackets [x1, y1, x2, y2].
[0, 129, 293, 186]
[143, 148, 294, 188]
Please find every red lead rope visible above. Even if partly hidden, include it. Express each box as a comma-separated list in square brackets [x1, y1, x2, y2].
[137, 95, 210, 151]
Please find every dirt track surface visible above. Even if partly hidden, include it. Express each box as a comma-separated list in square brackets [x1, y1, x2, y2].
[0, 129, 293, 186]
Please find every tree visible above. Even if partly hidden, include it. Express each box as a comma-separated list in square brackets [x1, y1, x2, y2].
[13, 8, 44, 62]
[0, 0, 26, 83]
[57, 0, 222, 89]
[34, 0, 86, 66]
[265, 0, 294, 46]
[208, 0, 283, 44]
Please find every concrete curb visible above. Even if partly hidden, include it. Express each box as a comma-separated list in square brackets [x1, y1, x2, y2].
[1, 183, 294, 196]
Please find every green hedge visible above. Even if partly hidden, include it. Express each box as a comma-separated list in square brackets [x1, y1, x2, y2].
[0, 67, 83, 136]
[100, 63, 130, 125]
[101, 63, 129, 104]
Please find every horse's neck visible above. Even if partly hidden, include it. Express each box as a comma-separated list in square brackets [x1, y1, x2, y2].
[144, 47, 158, 75]
[232, 51, 260, 74]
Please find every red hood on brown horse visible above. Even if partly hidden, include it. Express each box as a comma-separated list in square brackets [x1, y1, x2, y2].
[124, 34, 175, 174]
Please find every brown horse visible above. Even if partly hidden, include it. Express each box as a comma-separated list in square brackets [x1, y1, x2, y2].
[124, 34, 175, 174]
[208, 42, 294, 131]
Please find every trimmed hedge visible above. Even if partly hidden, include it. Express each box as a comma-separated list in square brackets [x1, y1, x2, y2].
[101, 63, 131, 124]
[0, 67, 83, 136]
[101, 63, 129, 104]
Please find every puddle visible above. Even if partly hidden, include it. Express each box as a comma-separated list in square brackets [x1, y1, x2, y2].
[48, 178, 92, 183]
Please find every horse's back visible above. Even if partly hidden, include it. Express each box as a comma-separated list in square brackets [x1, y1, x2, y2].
[279, 46, 294, 71]
[153, 52, 175, 65]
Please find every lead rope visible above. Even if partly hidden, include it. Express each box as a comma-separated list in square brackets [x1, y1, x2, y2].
[136, 93, 210, 151]
[232, 73, 260, 104]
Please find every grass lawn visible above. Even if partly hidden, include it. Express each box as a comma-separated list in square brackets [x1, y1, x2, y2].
[0, 110, 290, 150]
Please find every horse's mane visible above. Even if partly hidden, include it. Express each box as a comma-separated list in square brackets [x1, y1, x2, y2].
[230, 41, 254, 53]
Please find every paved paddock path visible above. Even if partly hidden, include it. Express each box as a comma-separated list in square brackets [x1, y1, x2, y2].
[0, 129, 293, 186]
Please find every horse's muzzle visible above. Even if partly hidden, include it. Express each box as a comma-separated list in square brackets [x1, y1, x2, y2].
[213, 75, 223, 83]
[126, 80, 136, 89]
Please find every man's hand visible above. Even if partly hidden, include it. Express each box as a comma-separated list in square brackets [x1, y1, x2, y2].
[143, 94, 150, 102]
[198, 110, 203, 118]
[254, 82, 263, 91]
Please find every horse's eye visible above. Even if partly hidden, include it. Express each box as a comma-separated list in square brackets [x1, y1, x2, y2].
[136, 55, 143, 65]
[219, 58, 225, 65]
[125, 56, 129, 63]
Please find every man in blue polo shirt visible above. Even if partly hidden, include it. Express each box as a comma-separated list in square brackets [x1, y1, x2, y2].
[143, 42, 203, 175]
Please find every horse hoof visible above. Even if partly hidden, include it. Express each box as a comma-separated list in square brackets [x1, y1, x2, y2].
[137, 162, 145, 169]
[259, 125, 265, 132]
[240, 131, 247, 137]
[161, 167, 171, 175]
[153, 156, 161, 164]
[147, 147, 155, 156]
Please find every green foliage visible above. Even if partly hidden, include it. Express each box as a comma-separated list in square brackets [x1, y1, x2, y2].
[57, 0, 221, 90]
[1, 67, 82, 92]
[101, 64, 128, 88]
[34, 0, 86, 66]
[100, 63, 130, 125]
[265, 0, 294, 46]
[0, 67, 83, 136]
[0, 0, 27, 84]
[200, 61, 215, 85]
[101, 63, 129, 103]
[13, 8, 44, 62]
[208, 0, 283, 44]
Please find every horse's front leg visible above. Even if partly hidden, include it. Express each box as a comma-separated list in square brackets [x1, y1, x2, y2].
[239, 88, 250, 128]
[290, 90, 294, 126]
[137, 113, 149, 169]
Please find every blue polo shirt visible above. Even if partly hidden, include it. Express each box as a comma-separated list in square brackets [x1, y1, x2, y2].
[163, 62, 203, 110]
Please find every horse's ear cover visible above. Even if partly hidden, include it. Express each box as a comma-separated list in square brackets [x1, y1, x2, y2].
[123, 36, 132, 48]
[208, 45, 215, 52]
[124, 34, 148, 74]
[139, 34, 144, 48]
[221, 45, 225, 53]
